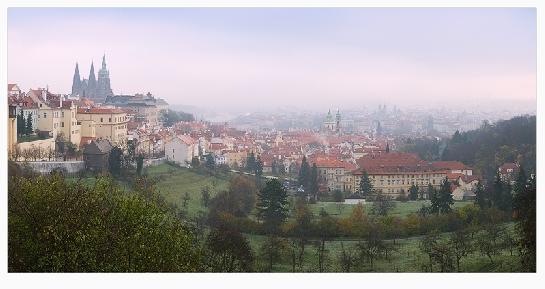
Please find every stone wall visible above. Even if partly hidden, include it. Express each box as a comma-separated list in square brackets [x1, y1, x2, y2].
[143, 157, 166, 168]
[16, 161, 85, 175]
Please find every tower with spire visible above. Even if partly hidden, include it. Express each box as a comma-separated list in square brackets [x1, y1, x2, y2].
[71, 63, 81, 96]
[70, 54, 113, 102]
[335, 109, 341, 134]
[96, 54, 113, 102]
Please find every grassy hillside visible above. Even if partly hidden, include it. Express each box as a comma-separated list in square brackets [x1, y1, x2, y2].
[145, 163, 232, 217]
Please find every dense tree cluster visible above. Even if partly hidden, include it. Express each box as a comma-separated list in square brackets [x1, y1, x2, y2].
[160, 109, 195, 127]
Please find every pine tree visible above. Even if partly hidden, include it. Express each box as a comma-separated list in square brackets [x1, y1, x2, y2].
[408, 184, 419, 201]
[474, 181, 489, 209]
[512, 167, 535, 271]
[430, 177, 453, 214]
[359, 170, 373, 198]
[309, 164, 319, 201]
[246, 152, 256, 173]
[257, 179, 289, 234]
[17, 110, 25, 136]
[25, 112, 33, 135]
[298, 156, 310, 191]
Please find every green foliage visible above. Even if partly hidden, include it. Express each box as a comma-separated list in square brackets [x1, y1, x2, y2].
[309, 164, 318, 201]
[257, 179, 289, 234]
[371, 192, 396, 216]
[359, 171, 373, 197]
[298, 156, 311, 193]
[8, 174, 201, 272]
[25, 112, 33, 135]
[430, 178, 453, 214]
[408, 184, 419, 201]
[209, 175, 258, 221]
[442, 115, 535, 178]
[205, 229, 254, 272]
[108, 146, 123, 176]
[136, 154, 144, 176]
[512, 168, 536, 272]
[160, 109, 194, 127]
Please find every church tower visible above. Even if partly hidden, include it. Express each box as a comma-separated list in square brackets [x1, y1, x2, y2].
[71, 62, 81, 96]
[335, 109, 341, 134]
[96, 54, 113, 102]
[87, 61, 97, 99]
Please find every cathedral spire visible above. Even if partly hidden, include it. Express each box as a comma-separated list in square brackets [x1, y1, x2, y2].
[87, 61, 97, 98]
[102, 54, 107, 69]
[71, 62, 81, 96]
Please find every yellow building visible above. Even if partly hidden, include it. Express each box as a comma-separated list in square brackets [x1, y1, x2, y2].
[77, 107, 128, 147]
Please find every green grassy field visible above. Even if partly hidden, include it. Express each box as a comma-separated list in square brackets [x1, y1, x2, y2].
[245, 224, 520, 272]
[145, 163, 232, 216]
[309, 200, 473, 218]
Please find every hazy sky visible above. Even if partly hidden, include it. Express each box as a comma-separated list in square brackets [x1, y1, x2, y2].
[8, 8, 536, 112]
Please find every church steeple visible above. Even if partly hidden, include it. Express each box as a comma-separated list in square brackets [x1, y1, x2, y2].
[71, 62, 81, 96]
[101, 54, 107, 70]
[87, 61, 97, 98]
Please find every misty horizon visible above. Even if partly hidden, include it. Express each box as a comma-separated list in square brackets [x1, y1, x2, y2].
[8, 8, 536, 112]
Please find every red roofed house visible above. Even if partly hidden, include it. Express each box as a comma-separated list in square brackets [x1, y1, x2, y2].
[353, 152, 448, 198]
[498, 163, 520, 184]
[310, 157, 357, 192]
[165, 134, 197, 166]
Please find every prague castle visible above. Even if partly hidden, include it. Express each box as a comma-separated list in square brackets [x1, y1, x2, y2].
[71, 54, 113, 103]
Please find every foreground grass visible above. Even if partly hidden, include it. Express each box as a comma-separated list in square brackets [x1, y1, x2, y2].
[246, 224, 520, 272]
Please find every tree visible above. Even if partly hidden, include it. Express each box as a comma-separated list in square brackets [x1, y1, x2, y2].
[256, 179, 289, 234]
[191, 156, 200, 168]
[315, 210, 337, 272]
[205, 154, 216, 170]
[333, 189, 344, 203]
[430, 177, 453, 214]
[8, 174, 201, 272]
[201, 186, 211, 208]
[308, 164, 319, 201]
[182, 192, 191, 211]
[205, 229, 254, 272]
[513, 168, 535, 271]
[259, 235, 286, 272]
[492, 171, 511, 211]
[108, 146, 123, 177]
[254, 156, 263, 187]
[136, 154, 144, 176]
[25, 112, 33, 135]
[408, 184, 419, 201]
[17, 110, 25, 136]
[246, 152, 256, 173]
[289, 200, 314, 271]
[338, 242, 356, 272]
[371, 192, 395, 216]
[449, 229, 473, 272]
[298, 156, 311, 192]
[473, 181, 489, 209]
[208, 175, 258, 221]
[356, 222, 385, 270]
[359, 171, 373, 198]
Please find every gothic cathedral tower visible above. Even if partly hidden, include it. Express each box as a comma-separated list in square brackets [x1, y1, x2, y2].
[96, 54, 113, 102]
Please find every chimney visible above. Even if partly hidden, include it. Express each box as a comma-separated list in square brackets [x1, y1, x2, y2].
[59, 94, 63, 108]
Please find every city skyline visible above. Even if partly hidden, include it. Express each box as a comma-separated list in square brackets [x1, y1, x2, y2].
[8, 8, 536, 112]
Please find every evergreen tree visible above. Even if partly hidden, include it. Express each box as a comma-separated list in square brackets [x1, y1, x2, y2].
[206, 154, 216, 170]
[430, 177, 453, 214]
[298, 156, 310, 191]
[473, 181, 489, 209]
[17, 110, 25, 136]
[271, 159, 278, 175]
[25, 112, 33, 135]
[358, 170, 373, 198]
[246, 152, 256, 173]
[256, 179, 289, 234]
[408, 184, 419, 201]
[108, 146, 123, 176]
[513, 167, 535, 271]
[309, 163, 319, 201]
[426, 183, 435, 201]
[136, 154, 144, 176]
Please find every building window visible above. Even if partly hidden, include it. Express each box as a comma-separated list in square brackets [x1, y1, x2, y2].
[109, 118, 112, 122]
[100, 118, 103, 122]
[62, 111, 64, 117]
[44, 112, 47, 118]
[61, 122, 64, 127]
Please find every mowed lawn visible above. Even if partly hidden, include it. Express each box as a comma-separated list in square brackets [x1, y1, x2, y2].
[309, 200, 474, 218]
[145, 163, 232, 217]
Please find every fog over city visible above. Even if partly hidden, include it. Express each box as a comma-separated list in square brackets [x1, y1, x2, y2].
[8, 8, 536, 114]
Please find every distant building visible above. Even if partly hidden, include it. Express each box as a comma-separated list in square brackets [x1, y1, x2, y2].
[498, 163, 520, 184]
[104, 92, 168, 128]
[71, 54, 113, 102]
[83, 139, 113, 172]
[323, 109, 341, 134]
[76, 107, 128, 147]
[165, 135, 197, 166]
